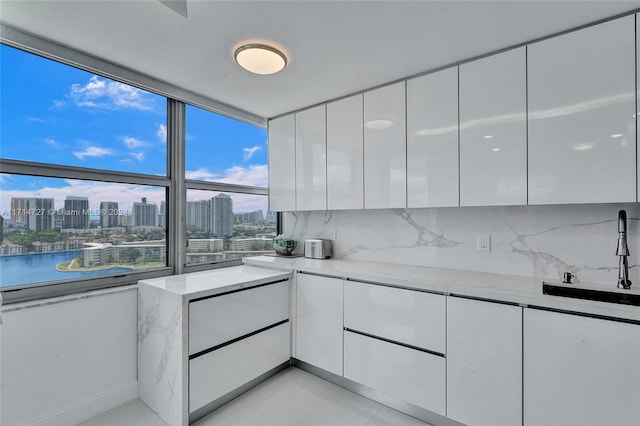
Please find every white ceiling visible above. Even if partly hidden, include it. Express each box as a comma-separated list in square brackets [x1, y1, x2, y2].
[1, 0, 640, 121]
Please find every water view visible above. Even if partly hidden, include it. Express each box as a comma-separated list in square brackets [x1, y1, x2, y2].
[0, 251, 131, 288]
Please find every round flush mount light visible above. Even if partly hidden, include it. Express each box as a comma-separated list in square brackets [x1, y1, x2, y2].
[234, 43, 287, 75]
[364, 119, 394, 130]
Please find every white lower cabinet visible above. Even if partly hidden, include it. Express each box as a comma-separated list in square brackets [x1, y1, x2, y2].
[295, 273, 343, 376]
[190, 322, 290, 413]
[524, 308, 640, 426]
[344, 331, 446, 415]
[447, 296, 522, 426]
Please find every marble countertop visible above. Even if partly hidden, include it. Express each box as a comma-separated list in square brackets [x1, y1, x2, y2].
[138, 265, 292, 300]
[244, 256, 640, 322]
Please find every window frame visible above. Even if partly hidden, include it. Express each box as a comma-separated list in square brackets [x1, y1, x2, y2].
[0, 27, 273, 304]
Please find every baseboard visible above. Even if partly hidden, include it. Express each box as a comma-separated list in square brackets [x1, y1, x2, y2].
[26, 381, 138, 426]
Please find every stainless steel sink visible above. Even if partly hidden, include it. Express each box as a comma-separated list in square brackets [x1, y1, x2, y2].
[543, 281, 640, 306]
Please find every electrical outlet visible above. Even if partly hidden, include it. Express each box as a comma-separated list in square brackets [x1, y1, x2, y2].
[477, 234, 491, 252]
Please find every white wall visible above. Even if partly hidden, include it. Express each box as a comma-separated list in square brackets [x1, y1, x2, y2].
[284, 203, 640, 285]
[1, 286, 137, 426]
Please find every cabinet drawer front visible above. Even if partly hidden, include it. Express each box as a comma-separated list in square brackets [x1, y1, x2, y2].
[344, 331, 445, 415]
[189, 281, 289, 356]
[344, 281, 445, 353]
[189, 322, 290, 413]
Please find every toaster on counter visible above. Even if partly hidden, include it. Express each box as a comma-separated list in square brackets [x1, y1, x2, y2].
[304, 239, 332, 259]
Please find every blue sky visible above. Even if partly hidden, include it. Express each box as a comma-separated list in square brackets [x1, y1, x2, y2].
[0, 44, 269, 216]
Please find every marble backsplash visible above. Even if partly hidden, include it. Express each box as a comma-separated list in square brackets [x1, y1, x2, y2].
[283, 203, 640, 286]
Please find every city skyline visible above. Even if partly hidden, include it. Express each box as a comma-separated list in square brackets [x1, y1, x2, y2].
[5, 194, 271, 232]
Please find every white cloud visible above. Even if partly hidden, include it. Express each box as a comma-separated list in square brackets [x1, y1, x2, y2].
[123, 136, 148, 149]
[73, 146, 114, 160]
[157, 124, 167, 144]
[186, 164, 268, 188]
[130, 152, 145, 161]
[44, 138, 63, 150]
[243, 145, 261, 161]
[67, 76, 154, 111]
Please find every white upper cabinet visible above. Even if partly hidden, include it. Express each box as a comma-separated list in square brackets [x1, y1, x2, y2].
[459, 48, 527, 206]
[295, 105, 327, 211]
[327, 94, 364, 210]
[268, 114, 296, 211]
[528, 16, 636, 204]
[407, 68, 459, 208]
[364, 82, 407, 209]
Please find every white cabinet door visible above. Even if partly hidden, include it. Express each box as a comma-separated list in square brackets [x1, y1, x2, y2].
[459, 48, 527, 206]
[295, 105, 327, 211]
[447, 297, 522, 426]
[295, 273, 343, 376]
[344, 331, 445, 415]
[268, 114, 296, 211]
[407, 68, 459, 208]
[524, 309, 640, 426]
[344, 281, 445, 354]
[528, 15, 636, 204]
[189, 322, 290, 413]
[327, 94, 364, 210]
[364, 82, 407, 209]
[189, 281, 289, 356]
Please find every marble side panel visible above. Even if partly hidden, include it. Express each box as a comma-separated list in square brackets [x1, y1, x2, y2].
[138, 283, 186, 426]
[283, 203, 640, 286]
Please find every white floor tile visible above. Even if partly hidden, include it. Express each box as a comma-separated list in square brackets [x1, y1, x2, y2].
[77, 399, 168, 426]
[367, 406, 432, 426]
[81, 367, 432, 426]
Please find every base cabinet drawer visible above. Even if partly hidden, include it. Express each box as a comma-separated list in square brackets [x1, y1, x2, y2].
[344, 281, 445, 353]
[189, 280, 289, 356]
[344, 331, 445, 415]
[189, 322, 290, 414]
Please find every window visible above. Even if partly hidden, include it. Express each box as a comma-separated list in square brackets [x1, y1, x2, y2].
[185, 190, 274, 265]
[1, 44, 170, 297]
[1, 45, 167, 175]
[184, 105, 275, 267]
[0, 41, 275, 301]
[0, 175, 167, 287]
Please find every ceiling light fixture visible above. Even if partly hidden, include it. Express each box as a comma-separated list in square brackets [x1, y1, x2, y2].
[365, 119, 394, 130]
[234, 43, 287, 75]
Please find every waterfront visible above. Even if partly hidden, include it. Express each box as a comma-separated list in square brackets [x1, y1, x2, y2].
[0, 251, 131, 288]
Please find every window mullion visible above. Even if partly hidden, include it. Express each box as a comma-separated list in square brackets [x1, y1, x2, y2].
[168, 99, 186, 274]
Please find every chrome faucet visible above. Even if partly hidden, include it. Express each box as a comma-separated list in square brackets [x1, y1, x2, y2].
[616, 210, 632, 289]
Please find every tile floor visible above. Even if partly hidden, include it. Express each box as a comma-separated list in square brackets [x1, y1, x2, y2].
[79, 367, 431, 426]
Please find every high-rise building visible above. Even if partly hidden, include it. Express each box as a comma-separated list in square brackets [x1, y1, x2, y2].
[64, 196, 89, 229]
[234, 210, 264, 224]
[10, 197, 54, 231]
[28, 198, 54, 232]
[10, 197, 29, 227]
[158, 201, 166, 228]
[265, 211, 277, 224]
[187, 200, 210, 233]
[133, 197, 158, 226]
[211, 193, 233, 237]
[100, 201, 119, 228]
